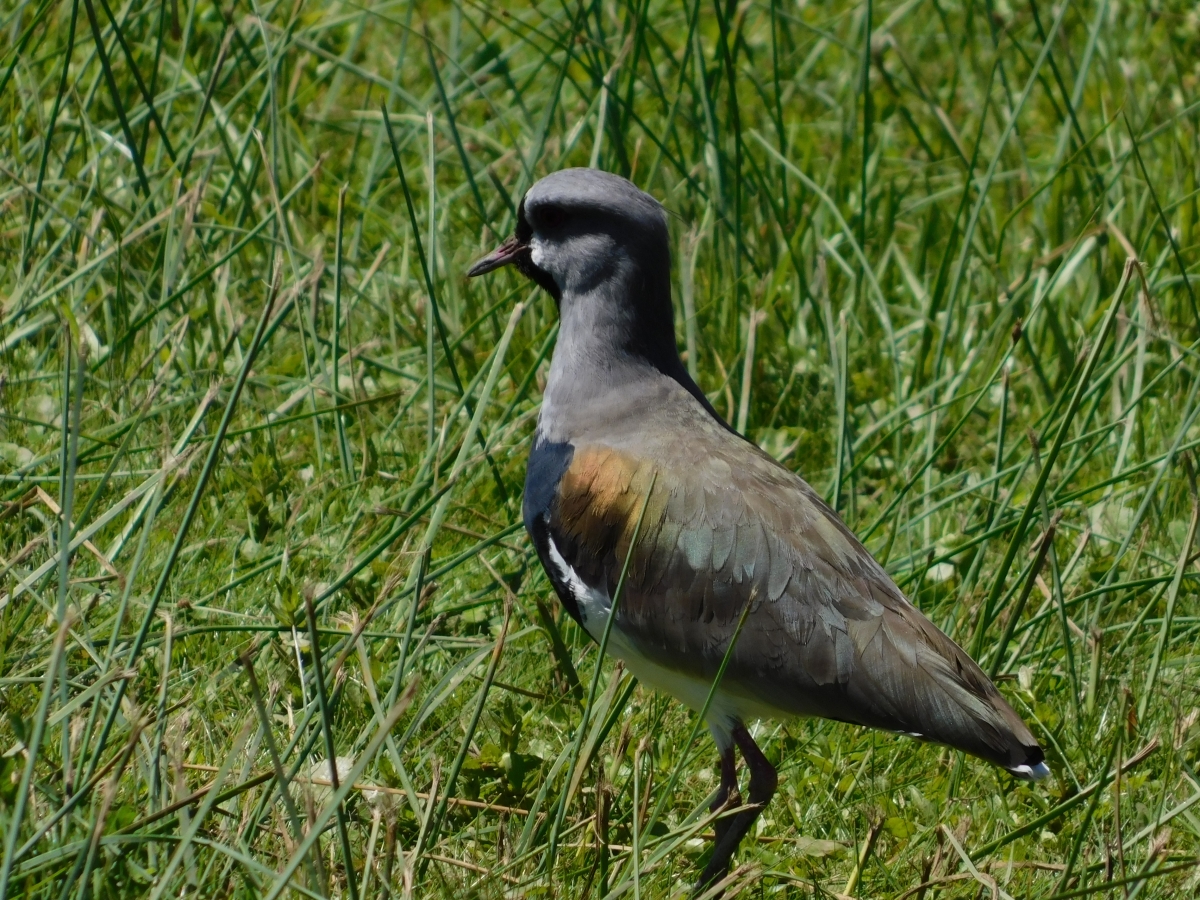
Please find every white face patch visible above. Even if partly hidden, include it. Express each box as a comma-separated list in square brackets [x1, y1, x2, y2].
[528, 237, 566, 292]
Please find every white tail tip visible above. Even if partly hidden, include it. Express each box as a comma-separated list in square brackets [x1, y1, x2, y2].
[1010, 760, 1051, 780]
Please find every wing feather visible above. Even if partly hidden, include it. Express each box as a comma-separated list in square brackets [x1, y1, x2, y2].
[543, 405, 1042, 771]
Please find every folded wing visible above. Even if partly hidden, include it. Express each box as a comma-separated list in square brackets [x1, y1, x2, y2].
[544, 429, 1045, 776]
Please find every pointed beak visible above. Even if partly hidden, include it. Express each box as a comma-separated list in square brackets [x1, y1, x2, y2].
[467, 235, 527, 277]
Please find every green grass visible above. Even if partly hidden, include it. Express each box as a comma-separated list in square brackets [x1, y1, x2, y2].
[2, 0, 1200, 896]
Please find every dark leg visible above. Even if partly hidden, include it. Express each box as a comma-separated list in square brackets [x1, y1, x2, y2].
[697, 724, 778, 890]
[709, 742, 740, 847]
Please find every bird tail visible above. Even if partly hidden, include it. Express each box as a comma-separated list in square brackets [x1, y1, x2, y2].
[841, 601, 1051, 780]
[910, 638, 1049, 780]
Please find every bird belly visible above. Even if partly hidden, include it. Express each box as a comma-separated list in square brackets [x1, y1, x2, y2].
[545, 536, 791, 735]
[604, 630, 792, 736]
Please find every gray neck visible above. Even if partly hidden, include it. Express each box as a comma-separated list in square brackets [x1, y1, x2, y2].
[539, 294, 653, 441]
[537, 257, 726, 443]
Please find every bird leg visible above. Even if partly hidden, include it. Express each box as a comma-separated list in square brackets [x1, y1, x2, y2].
[709, 742, 740, 847]
[697, 724, 778, 890]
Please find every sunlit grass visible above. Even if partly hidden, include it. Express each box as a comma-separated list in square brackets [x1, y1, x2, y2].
[2, 0, 1200, 897]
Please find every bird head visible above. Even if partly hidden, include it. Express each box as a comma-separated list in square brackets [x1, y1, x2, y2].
[467, 168, 670, 307]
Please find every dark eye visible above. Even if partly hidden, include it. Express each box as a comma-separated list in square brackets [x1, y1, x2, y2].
[539, 205, 567, 228]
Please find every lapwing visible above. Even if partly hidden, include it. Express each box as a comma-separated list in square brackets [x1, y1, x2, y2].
[468, 168, 1048, 887]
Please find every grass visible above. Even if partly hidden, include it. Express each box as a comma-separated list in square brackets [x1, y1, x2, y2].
[2, 0, 1200, 896]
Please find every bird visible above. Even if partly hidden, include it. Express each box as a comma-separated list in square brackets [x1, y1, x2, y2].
[467, 168, 1048, 888]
